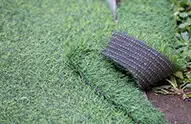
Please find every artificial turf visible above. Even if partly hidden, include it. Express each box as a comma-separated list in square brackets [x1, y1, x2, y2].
[0, 0, 135, 123]
[0, 0, 181, 123]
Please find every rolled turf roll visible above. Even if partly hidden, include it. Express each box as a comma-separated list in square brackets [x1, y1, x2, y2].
[102, 31, 174, 90]
[67, 45, 166, 124]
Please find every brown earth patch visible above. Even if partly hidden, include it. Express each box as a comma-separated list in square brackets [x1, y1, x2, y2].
[146, 91, 191, 124]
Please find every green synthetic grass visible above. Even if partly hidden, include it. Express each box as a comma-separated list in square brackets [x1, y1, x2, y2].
[117, 0, 184, 67]
[0, 0, 182, 123]
[0, 0, 134, 123]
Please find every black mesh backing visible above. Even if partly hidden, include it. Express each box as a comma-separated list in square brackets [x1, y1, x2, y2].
[102, 32, 173, 90]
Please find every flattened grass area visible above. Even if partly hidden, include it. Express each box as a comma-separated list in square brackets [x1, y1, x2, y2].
[0, 0, 180, 123]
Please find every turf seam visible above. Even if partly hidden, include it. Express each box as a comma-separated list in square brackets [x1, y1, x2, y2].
[67, 57, 138, 123]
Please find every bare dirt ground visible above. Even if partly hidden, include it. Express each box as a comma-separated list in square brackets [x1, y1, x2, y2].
[147, 91, 191, 124]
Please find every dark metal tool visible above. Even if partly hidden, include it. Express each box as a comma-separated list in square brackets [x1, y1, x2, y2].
[102, 32, 173, 90]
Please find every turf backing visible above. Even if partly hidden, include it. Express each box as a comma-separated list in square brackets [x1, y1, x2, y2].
[117, 0, 183, 67]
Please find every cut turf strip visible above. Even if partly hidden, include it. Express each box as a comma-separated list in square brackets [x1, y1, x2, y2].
[102, 32, 173, 90]
[66, 0, 184, 123]
[67, 47, 166, 124]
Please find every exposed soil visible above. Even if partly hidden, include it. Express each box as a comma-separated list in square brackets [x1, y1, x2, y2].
[146, 91, 191, 124]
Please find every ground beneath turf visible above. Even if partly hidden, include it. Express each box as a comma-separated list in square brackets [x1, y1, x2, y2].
[147, 91, 191, 124]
